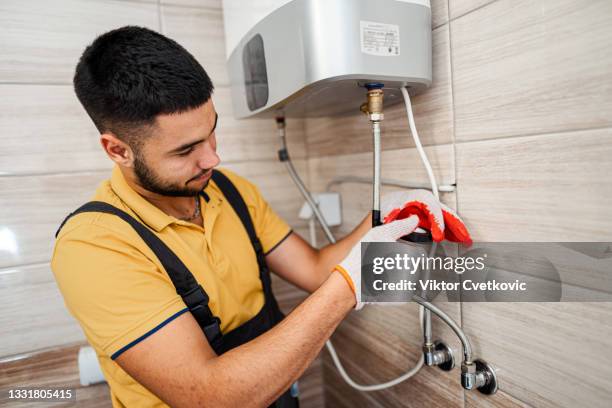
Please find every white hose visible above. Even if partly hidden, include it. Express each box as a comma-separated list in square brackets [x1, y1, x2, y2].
[400, 87, 439, 200]
[323, 305, 425, 391]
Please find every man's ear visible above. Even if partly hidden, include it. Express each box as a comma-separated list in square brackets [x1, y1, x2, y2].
[100, 133, 135, 167]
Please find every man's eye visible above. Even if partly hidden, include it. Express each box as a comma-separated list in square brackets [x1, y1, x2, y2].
[178, 147, 193, 156]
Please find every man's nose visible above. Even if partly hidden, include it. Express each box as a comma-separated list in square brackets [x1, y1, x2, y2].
[198, 142, 220, 170]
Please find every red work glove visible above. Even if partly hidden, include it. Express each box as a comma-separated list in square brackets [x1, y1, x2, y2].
[380, 190, 472, 246]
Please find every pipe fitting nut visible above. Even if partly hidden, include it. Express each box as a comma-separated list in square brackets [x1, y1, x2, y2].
[461, 362, 477, 390]
[422, 343, 435, 366]
[462, 362, 477, 375]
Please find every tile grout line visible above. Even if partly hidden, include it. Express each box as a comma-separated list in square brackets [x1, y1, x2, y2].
[0, 81, 72, 86]
[156, 1, 222, 13]
[455, 124, 612, 146]
[447, 0, 501, 23]
[0, 169, 112, 178]
[305, 123, 612, 162]
[0, 156, 311, 178]
[0, 341, 86, 365]
[0, 261, 50, 273]
[446, 2, 468, 407]
[82, 0, 222, 12]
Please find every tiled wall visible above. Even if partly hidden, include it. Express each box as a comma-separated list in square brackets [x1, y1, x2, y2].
[305, 0, 612, 407]
[0, 0, 322, 406]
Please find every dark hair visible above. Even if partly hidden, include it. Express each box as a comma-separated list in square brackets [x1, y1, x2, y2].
[73, 26, 214, 149]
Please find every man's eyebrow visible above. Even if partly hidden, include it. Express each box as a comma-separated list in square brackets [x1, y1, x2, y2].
[168, 112, 218, 154]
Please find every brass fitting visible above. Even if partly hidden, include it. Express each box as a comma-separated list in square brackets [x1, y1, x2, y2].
[362, 88, 384, 121]
[367, 88, 384, 114]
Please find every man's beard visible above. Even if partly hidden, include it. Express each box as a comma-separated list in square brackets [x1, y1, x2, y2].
[133, 153, 209, 197]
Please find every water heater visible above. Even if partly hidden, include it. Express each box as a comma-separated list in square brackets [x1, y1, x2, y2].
[223, 0, 432, 118]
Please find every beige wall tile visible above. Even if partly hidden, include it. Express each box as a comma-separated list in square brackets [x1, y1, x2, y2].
[432, 0, 450, 28]
[0, 0, 159, 83]
[462, 301, 612, 408]
[456, 128, 612, 241]
[0, 84, 110, 175]
[214, 87, 307, 163]
[0, 263, 84, 357]
[161, 4, 229, 86]
[161, 0, 221, 9]
[305, 25, 453, 157]
[0, 171, 109, 268]
[451, 0, 612, 142]
[465, 387, 532, 408]
[448, 0, 496, 20]
[308, 143, 455, 191]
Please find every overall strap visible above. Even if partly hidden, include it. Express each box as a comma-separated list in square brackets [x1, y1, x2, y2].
[211, 170, 274, 296]
[55, 201, 223, 346]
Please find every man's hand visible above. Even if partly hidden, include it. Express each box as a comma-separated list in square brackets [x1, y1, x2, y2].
[381, 189, 472, 245]
[334, 216, 419, 309]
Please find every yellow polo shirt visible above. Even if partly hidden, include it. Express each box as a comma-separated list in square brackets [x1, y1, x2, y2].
[51, 166, 291, 408]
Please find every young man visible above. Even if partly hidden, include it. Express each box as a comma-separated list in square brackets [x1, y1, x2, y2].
[52, 26, 430, 407]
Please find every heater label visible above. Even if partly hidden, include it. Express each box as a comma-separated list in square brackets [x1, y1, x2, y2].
[360, 21, 400, 56]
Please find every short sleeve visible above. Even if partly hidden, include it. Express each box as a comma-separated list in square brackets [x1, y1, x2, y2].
[251, 182, 293, 254]
[218, 168, 292, 254]
[51, 223, 188, 360]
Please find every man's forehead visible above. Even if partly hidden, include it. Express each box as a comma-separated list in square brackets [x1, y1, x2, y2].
[153, 99, 216, 141]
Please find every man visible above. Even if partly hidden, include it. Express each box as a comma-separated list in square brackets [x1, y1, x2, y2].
[52, 26, 457, 408]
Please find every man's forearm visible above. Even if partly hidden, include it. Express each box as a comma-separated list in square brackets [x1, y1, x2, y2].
[199, 271, 355, 407]
[266, 213, 371, 293]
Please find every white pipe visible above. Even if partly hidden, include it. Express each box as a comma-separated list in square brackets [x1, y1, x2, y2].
[422, 242, 437, 346]
[308, 216, 317, 247]
[326, 176, 455, 193]
[401, 87, 439, 200]
[372, 120, 382, 225]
